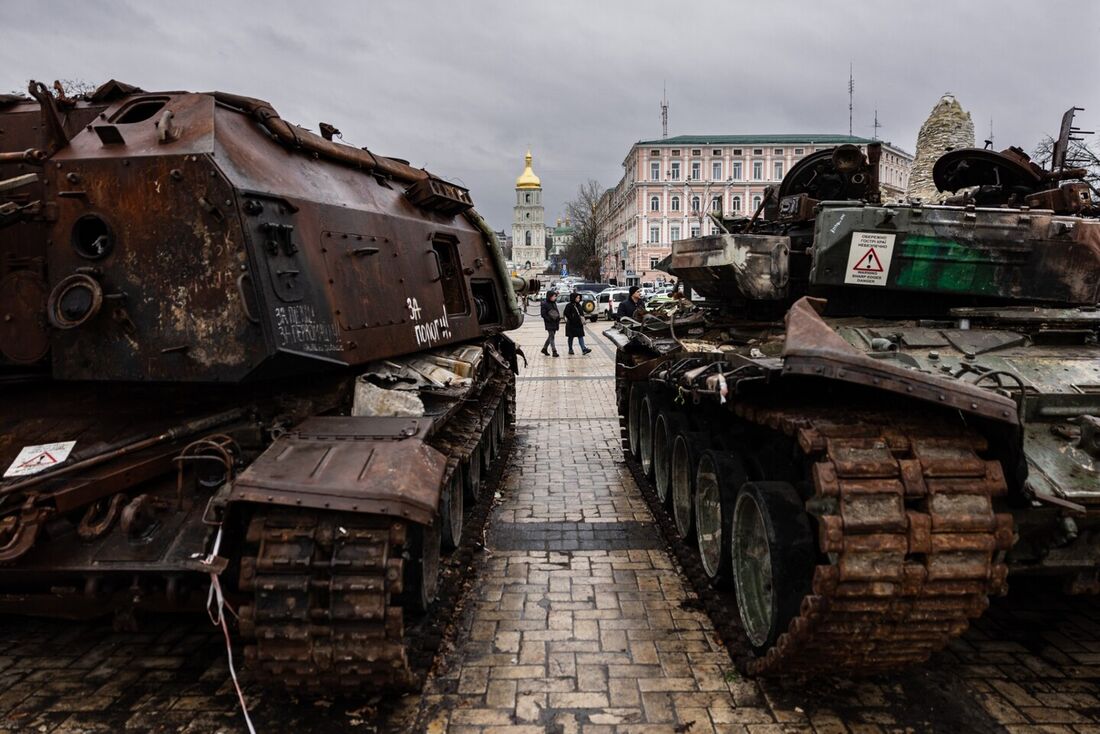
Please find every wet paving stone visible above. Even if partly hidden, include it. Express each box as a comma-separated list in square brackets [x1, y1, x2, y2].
[488, 522, 663, 552]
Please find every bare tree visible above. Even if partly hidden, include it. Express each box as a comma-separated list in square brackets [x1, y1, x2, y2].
[562, 179, 608, 281]
[1032, 135, 1100, 186]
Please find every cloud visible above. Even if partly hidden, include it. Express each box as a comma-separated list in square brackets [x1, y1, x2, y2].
[2, 0, 1096, 229]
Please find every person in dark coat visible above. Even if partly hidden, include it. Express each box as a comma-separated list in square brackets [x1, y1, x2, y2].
[616, 285, 643, 321]
[540, 290, 561, 357]
[562, 292, 592, 355]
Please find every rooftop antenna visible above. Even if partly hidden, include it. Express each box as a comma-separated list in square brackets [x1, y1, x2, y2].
[848, 64, 854, 137]
[660, 83, 669, 139]
[872, 109, 881, 141]
[984, 116, 994, 149]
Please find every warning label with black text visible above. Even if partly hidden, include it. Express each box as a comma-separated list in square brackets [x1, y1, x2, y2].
[843, 231, 895, 286]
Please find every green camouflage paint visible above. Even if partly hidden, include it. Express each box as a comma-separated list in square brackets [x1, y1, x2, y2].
[895, 235, 1002, 295]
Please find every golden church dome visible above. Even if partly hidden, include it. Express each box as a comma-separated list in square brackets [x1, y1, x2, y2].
[515, 150, 541, 189]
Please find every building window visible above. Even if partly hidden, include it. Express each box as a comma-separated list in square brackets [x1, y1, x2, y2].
[711, 195, 721, 212]
[691, 195, 701, 212]
[732, 148, 742, 155]
[650, 162, 660, 181]
[732, 161, 742, 180]
[773, 148, 783, 155]
[649, 225, 660, 243]
[525, 193, 531, 203]
[690, 161, 701, 180]
[650, 195, 660, 212]
[774, 161, 783, 180]
[752, 195, 762, 211]
[650, 149, 659, 155]
[690, 224, 700, 238]
[731, 195, 742, 212]
[794, 148, 804, 155]
[525, 212, 530, 219]
[649, 256, 660, 269]
[752, 161, 763, 180]
[712, 149, 722, 156]
[753, 148, 763, 155]
[671, 161, 681, 180]
[671, 149, 680, 156]
[525, 230, 532, 246]
[691, 148, 701, 156]
[671, 196, 680, 212]
[711, 161, 722, 180]
[670, 224, 681, 240]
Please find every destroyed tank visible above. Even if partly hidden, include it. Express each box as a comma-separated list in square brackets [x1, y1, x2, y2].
[0, 80, 534, 692]
[608, 121, 1100, 677]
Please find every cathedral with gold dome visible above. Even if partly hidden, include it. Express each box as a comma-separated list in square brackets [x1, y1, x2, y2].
[511, 150, 546, 271]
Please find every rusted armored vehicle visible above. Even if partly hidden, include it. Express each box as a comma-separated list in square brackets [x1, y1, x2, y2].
[608, 121, 1100, 676]
[0, 80, 532, 691]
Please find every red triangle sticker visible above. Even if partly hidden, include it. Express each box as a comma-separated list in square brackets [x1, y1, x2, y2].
[853, 248, 884, 272]
[18, 451, 57, 468]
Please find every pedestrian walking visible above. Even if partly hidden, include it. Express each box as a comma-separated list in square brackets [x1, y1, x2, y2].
[563, 292, 592, 355]
[540, 290, 561, 357]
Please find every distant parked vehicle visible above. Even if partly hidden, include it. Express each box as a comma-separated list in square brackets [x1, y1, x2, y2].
[596, 289, 612, 317]
[605, 288, 630, 320]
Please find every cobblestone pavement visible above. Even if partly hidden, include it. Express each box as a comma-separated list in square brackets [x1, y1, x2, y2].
[3, 313, 1100, 733]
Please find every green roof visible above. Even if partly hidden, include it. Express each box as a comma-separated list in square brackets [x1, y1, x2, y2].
[636, 134, 875, 146]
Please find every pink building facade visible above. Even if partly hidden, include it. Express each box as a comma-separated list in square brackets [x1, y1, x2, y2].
[597, 135, 912, 287]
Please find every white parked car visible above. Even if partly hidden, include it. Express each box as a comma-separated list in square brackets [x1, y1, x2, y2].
[605, 288, 631, 320]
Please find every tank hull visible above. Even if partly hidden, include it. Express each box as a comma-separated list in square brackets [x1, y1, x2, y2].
[0, 80, 532, 693]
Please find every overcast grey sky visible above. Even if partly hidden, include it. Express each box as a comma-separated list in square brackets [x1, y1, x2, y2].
[2, 1, 1097, 229]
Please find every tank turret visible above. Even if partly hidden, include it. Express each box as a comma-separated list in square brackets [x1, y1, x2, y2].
[609, 111, 1100, 680]
[0, 80, 533, 695]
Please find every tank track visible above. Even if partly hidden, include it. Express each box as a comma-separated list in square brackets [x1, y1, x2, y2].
[625, 398, 1014, 678]
[238, 367, 514, 693]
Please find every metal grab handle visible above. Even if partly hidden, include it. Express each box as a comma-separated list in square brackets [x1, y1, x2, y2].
[236, 272, 260, 323]
[427, 248, 444, 282]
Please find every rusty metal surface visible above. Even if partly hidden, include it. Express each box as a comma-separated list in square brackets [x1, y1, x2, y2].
[237, 366, 514, 692]
[781, 297, 1020, 424]
[0, 78, 528, 702]
[238, 509, 413, 691]
[611, 124, 1100, 680]
[731, 404, 1013, 676]
[231, 417, 447, 526]
[3, 82, 516, 380]
[811, 204, 1100, 304]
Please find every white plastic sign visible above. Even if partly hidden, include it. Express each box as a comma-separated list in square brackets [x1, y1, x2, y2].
[844, 232, 896, 286]
[4, 441, 77, 478]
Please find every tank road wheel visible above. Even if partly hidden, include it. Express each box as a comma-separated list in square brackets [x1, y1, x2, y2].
[652, 411, 683, 506]
[627, 384, 645, 459]
[639, 393, 657, 478]
[480, 432, 492, 474]
[440, 470, 464, 550]
[488, 409, 501, 461]
[464, 451, 482, 504]
[694, 450, 747, 583]
[670, 432, 705, 540]
[494, 403, 507, 446]
[731, 481, 814, 654]
[404, 522, 442, 615]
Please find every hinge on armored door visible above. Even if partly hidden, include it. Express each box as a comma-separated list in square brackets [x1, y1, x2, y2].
[261, 222, 297, 256]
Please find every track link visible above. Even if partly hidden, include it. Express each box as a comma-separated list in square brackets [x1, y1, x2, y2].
[627, 394, 1014, 678]
[737, 405, 1013, 676]
[238, 365, 515, 693]
[239, 511, 410, 691]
